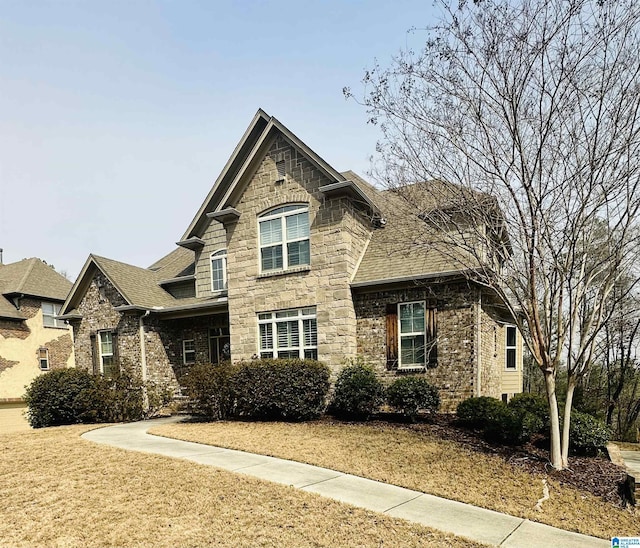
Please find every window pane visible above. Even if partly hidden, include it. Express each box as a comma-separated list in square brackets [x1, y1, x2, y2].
[506, 326, 516, 347]
[287, 240, 310, 267]
[211, 257, 226, 290]
[506, 348, 517, 369]
[100, 332, 113, 354]
[412, 304, 425, 332]
[304, 349, 318, 360]
[259, 218, 282, 245]
[261, 245, 283, 271]
[303, 319, 317, 346]
[278, 350, 299, 359]
[277, 321, 299, 348]
[260, 324, 273, 350]
[286, 212, 309, 240]
[42, 302, 55, 315]
[401, 335, 425, 366]
[260, 351, 274, 359]
[43, 315, 56, 327]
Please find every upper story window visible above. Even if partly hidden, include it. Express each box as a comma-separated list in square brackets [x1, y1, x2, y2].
[506, 325, 517, 370]
[42, 302, 63, 328]
[210, 249, 227, 292]
[259, 204, 310, 273]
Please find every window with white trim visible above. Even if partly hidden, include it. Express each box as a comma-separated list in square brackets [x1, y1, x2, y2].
[506, 325, 517, 369]
[38, 347, 49, 370]
[258, 307, 317, 359]
[99, 331, 117, 376]
[259, 204, 310, 272]
[42, 302, 63, 328]
[399, 302, 427, 368]
[183, 339, 196, 364]
[210, 249, 227, 292]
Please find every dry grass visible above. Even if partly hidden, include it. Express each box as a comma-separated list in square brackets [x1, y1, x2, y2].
[151, 420, 640, 540]
[0, 425, 487, 548]
[0, 404, 31, 434]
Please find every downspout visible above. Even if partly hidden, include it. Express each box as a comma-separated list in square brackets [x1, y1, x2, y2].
[139, 310, 151, 412]
[475, 291, 482, 397]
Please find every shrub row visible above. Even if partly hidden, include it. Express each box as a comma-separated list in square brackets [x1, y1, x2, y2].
[329, 363, 439, 420]
[24, 368, 172, 428]
[456, 394, 611, 454]
[184, 359, 330, 421]
[186, 361, 440, 422]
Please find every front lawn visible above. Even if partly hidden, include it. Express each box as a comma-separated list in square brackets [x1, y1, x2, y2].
[151, 417, 639, 540]
[0, 425, 485, 548]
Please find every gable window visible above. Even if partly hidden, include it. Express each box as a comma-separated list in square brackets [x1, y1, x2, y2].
[506, 326, 517, 369]
[99, 331, 117, 377]
[259, 204, 310, 272]
[38, 347, 49, 370]
[42, 302, 63, 328]
[210, 249, 227, 292]
[258, 307, 317, 359]
[395, 302, 437, 370]
[183, 339, 196, 365]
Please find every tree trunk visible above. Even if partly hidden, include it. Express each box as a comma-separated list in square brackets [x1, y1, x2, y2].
[543, 370, 563, 470]
[561, 377, 578, 468]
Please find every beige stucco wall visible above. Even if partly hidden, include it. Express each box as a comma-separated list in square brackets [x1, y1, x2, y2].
[0, 301, 74, 401]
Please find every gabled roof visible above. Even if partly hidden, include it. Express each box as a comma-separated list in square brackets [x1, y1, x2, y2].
[0, 258, 72, 320]
[180, 108, 350, 243]
[62, 254, 180, 314]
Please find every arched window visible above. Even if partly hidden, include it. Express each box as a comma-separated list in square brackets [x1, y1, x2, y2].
[210, 249, 227, 291]
[258, 204, 309, 272]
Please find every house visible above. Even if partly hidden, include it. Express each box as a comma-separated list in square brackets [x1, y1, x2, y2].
[0, 258, 74, 402]
[59, 109, 522, 410]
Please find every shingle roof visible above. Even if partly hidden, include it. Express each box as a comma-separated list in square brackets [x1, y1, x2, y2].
[91, 255, 179, 309]
[148, 247, 195, 280]
[0, 258, 72, 320]
[349, 175, 475, 286]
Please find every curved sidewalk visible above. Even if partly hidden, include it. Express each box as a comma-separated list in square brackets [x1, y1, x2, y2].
[82, 417, 608, 548]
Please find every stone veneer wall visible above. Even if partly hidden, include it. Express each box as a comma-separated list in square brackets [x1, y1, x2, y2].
[212, 135, 372, 370]
[354, 283, 494, 411]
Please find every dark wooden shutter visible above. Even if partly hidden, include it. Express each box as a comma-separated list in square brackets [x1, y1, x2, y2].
[385, 303, 398, 370]
[90, 333, 99, 375]
[426, 308, 438, 368]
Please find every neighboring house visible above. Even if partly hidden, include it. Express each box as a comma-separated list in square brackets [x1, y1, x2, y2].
[60, 109, 522, 410]
[0, 258, 74, 402]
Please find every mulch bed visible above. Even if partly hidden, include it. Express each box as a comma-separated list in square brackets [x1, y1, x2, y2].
[366, 413, 629, 507]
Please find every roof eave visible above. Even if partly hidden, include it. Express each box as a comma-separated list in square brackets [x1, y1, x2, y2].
[350, 269, 471, 289]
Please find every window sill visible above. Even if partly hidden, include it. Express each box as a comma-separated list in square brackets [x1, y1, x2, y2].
[43, 325, 69, 330]
[397, 366, 427, 372]
[258, 265, 311, 279]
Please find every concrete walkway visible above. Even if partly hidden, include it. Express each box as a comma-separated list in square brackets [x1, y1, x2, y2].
[82, 417, 609, 548]
[620, 449, 640, 481]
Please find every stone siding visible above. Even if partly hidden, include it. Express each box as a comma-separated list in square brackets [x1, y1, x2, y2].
[354, 283, 497, 411]
[207, 135, 372, 371]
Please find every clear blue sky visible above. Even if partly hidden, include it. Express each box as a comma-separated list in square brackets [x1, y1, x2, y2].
[0, 0, 438, 278]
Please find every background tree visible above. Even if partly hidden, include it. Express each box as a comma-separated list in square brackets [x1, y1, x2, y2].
[348, 0, 640, 469]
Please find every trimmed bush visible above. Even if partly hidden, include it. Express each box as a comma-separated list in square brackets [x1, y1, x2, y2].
[93, 368, 146, 423]
[508, 393, 549, 429]
[232, 359, 330, 421]
[183, 362, 236, 420]
[569, 411, 611, 455]
[483, 405, 527, 445]
[386, 376, 439, 420]
[456, 396, 505, 429]
[24, 369, 98, 428]
[330, 363, 385, 420]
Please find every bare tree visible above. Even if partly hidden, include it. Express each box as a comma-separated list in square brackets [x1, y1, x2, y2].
[348, 0, 640, 469]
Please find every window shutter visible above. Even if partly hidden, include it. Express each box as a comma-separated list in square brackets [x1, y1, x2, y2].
[90, 333, 99, 375]
[426, 308, 438, 368]
[386, 303, 398, 370]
